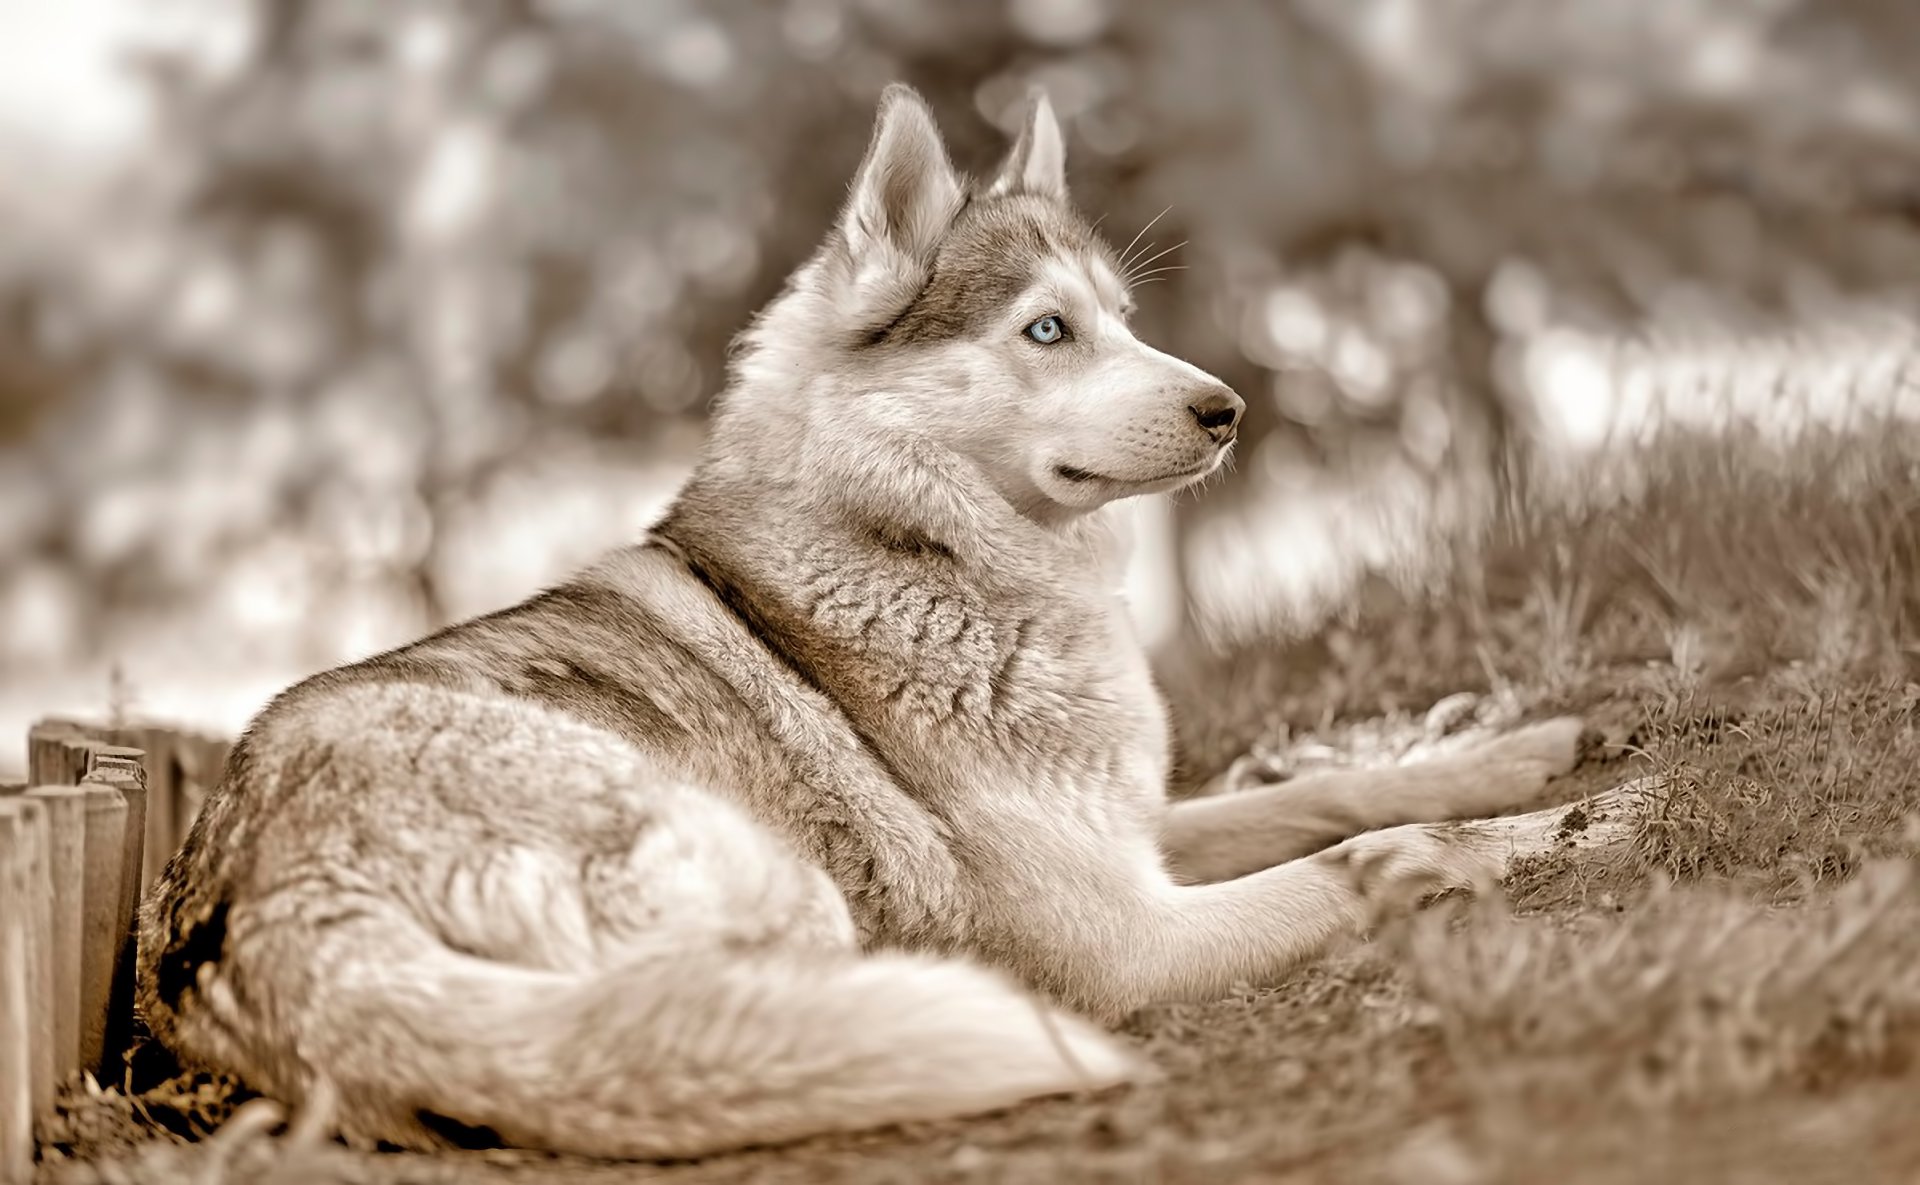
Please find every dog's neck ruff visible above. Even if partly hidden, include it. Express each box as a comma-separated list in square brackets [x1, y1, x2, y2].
[650, 437, 1127, 677]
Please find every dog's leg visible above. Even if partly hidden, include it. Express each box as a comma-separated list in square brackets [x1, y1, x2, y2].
[1062, 780, 1631, 1019]
[1161, 717, 1587, 883]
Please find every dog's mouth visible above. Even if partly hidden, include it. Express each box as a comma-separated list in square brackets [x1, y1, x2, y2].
[1052, 460, 1215, 486]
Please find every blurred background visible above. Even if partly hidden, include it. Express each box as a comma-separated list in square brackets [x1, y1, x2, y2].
[6, 0, 1920, 777]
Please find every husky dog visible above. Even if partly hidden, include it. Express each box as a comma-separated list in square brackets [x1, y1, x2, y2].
[138, 85, 1587, 1159]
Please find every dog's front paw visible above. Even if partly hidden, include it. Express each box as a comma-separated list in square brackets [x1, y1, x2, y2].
[1318, 824, 1507, 923]
[1483, 715, 1587, 779]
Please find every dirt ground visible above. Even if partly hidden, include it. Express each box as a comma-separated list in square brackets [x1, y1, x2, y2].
[29, 435, 1920, 1184]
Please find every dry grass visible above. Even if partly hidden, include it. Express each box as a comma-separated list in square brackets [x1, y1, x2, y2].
[33, 425, 1920, 1183]
[1404, 862, 1920, 1106]
[1165, 425, 1920, 791]
[1622, 687, 1920, 894]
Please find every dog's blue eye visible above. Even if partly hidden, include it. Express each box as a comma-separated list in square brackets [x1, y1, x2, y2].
[1025, 315, 1066, 344]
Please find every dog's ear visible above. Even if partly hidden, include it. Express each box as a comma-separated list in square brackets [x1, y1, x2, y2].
[839, 84, 962, 267]
[988, 88, 1067, 200]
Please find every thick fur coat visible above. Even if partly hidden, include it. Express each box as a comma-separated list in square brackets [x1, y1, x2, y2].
[137, 86, 1587, 1158]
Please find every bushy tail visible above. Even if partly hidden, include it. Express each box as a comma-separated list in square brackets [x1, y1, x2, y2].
[307, 943, 1143, 1159]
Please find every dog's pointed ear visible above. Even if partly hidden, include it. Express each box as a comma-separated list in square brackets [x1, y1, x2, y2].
[839, 84, 962, 266]
[989, 88, 1067, 200]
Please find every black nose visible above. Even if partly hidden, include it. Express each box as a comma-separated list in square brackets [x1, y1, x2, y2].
[1188, 387, 1245, 443]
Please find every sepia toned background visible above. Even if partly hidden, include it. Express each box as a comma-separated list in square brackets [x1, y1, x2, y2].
[12, 5, 1920, 1183]
[5, 0, 1920, 777]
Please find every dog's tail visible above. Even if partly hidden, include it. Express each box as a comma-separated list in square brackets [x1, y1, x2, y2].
[276, 940, 1142, 1158]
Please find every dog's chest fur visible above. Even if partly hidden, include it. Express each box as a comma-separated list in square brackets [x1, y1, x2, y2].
[788, 533, 1165, 785]
[653, 493, 1174, 939]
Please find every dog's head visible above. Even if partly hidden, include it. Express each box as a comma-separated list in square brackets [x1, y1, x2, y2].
[726, 84, 1242, 523]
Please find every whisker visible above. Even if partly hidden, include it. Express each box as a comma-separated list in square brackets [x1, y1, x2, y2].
[1117, 206, 1171, 271]
[1126, 265, 1189, 283]
[1120, 238, 1155, 275]
[1125, 239, 1187, 281]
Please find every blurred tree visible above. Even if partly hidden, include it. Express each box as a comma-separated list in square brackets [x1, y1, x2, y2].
[6, 0, 1920, 694]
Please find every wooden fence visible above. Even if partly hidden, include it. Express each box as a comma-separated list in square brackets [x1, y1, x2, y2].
[1, 720, 230, 1184]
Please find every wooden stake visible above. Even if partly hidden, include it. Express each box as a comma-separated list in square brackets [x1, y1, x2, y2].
[109, 728, 174, 896]
[0, 815, 36, 1185]
[0, 799, 56, 1123]
[26, 720, 91, 788]
[174, 733, 229, 846]
[20, 787, 89, 1079]
[80, 750, 146, 1088]
[76, 786, 128, 1079]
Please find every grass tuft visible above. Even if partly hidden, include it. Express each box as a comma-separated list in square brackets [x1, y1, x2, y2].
[1399, 860, 1920, 1114]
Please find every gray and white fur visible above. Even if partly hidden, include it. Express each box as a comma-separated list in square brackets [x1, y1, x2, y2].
[137, 85, 1585, 1158]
